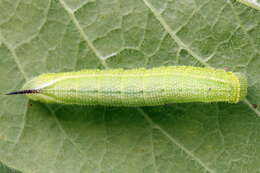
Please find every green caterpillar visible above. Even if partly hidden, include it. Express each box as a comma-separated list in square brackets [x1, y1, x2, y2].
[237, 0, 260, 10]
[7, 66, 248, 106]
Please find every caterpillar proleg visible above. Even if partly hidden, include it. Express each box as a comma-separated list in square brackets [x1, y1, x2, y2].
[7, 66, 248, 106]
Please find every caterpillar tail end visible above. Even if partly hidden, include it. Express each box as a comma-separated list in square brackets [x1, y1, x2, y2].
[235, 73, 248, 102]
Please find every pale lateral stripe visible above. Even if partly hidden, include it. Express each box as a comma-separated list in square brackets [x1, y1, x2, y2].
[34, 72, 234, 90]
[238, 0, 260, 10]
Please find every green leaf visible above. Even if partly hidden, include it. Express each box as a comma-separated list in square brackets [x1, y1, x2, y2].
[0, 0, 260, 172]
[0, 162, 22, 173]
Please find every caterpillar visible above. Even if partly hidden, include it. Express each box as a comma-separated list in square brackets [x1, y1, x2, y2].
[7, 66, 248, 106]
[237, 0, 260, 10]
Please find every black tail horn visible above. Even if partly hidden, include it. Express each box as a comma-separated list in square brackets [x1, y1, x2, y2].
[6, 89, 39, 95]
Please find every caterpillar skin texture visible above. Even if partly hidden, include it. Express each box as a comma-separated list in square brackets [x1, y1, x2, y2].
[17, 66, 247, 106]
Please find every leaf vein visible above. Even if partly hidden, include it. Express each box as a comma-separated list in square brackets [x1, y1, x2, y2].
[58, 0, 108, 68]
[44, 105, 96, 167]
[0, 33, 29, 80]
[141, 0, 259, 118]
[137, 108, 216, 173]
[0, 32, 29, 144]
[142, 0, 209, 67]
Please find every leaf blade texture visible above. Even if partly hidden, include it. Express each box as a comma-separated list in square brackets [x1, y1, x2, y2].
[0, 0, 260, 173]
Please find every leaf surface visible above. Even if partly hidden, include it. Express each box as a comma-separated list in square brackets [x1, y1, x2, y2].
[0, 0, 260, 173]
